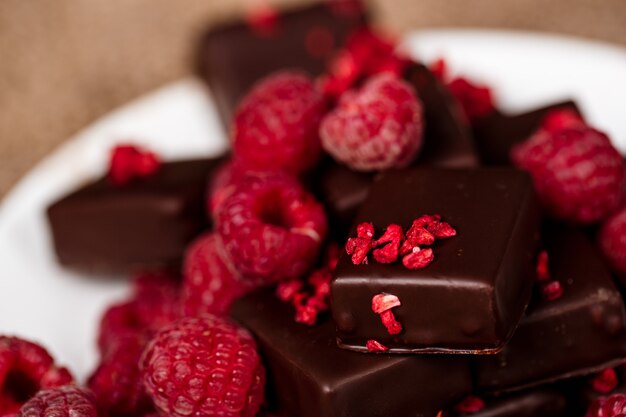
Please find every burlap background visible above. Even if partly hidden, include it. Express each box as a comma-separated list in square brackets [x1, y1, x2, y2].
[1, 0, 625, 198]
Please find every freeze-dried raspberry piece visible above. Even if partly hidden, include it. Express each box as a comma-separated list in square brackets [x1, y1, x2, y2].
[541, 280, 564, 301]
[108, 145, 160, 186]
[592, 368, 619, 394]
[454, 395, 485, 413]
[447, 78, 495, 123]
[585, 393, 626, 417]
[536, 250, 550, 282]
[372, 293, 402, 335]
[372, 224, 403, 264]
[512, 125, 625, 224]
[233, 72, 324, 175]
[245, 3, 279, 37]
[140, 316, 265, 417]
[320, 73, 424, 171]
[0, 337, 73, 417]
[17, 386, 99, 417]
[366, 340, 388, 353]
[402, 247, 434, 270]
[182, 233, 255, 317]
[217, 172, 327, 283]
[540, 108, 585, 132]
[599, 206, 626, 276]
[346, 222, 374, 265]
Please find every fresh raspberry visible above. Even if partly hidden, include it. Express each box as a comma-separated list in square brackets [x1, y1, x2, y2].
[599, 206, 626, 276]
[586, 393, 626, 417]
[140, 316, 265, 417]
[88, 334, 152, 417]
[232, 72, 324, 175]
[217, 172, 327, 283]
[108, 145, 160, 186]
[320, 73, 424, 171]
[97, 271, 180, 355]
[182, 233, 255, 317]
[512, 126, 625, 224]
[0, 337, 73, 417]
[447, 77, 495, 123]
[17, 386, 99, 417]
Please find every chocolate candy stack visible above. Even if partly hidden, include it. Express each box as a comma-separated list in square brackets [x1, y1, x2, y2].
[45, 1, 626, 416]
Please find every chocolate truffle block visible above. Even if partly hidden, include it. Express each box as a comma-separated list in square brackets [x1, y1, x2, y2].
[332, 168, 540, 353]
[231, 288, 472, 417]
[472, 100, 581, 165]
[198, 2, 366, 125]
[47, 158, 223, 273]
[448, 388, 569, 417]
[474, 225, 626, 393]
[318, 64, 478, 239]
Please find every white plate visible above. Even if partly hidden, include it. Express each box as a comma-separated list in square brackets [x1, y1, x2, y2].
[0, 29, 625, 383]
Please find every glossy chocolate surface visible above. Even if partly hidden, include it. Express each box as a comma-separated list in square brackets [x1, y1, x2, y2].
[47, 158, 222, 273]
[448, 388, 569, 417]
[332, 168, 540, 353]
[472, 100, 581, 165]
[231, 288, 472, 417]
[474, 224, 626, 392]
[318, 64, 478, 240]
[198, 2, 366, 125]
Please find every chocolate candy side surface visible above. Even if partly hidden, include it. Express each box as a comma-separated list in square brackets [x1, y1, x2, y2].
[473, 223, 626, 393]
[197, 1, 367, 126]
[472, 100, 581, 165]
[331, 167, 541, 353]
[231, 287, 473, 417]
[47, 157, 223, 273]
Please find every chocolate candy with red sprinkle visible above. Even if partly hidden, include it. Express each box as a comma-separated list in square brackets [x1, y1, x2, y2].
[473, 224, 626, 393]
[47, 157, 224, 273]
[447, 388, 569, 417]
[197, 1, 367, 126]
[231, 287, 472, 417]
[332, 168, 540, 353]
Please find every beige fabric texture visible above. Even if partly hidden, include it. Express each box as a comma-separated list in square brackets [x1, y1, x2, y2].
[0, 0, 625, 198]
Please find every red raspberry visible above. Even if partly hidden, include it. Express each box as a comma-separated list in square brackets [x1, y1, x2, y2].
[17, 386, 99, 417]
[182, 233, 255, 317]
[541, 108, 585, 132]
[88, 334, 152, 417]
[97, 271, 180, 355]
[599, 206, 626, 276]
[0, 337, 73, 417]
[140, 316, 265, 417]
[108, 145, 160, 186]
[217, 172, 327, 283]
[320, 73, 424, 171]
[232, 71, 324, 175]
[512, 126, 625, 224]
[586, 393, 626, 417]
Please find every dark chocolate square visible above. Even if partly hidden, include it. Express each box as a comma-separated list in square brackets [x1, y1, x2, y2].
[47, 158, 222, 273]
[197, 2, 366, 125]
[472, 100, 581, 165]
[473, 224, 626, 392]
[231, 288, 472, 417]
[331, 168, 541, 353]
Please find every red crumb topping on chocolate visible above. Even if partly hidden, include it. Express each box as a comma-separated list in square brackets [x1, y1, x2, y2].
[372, 293, 402, 335]
[454, 395, 485, 414]
[108, 145, 160, 186]
[536, 250, 550, 282]
[542, 280, 564, 301]
[592, 368, 619, 394]
[536, 250, 565, 301]
[366, 340, 389, 353]
[245, 3, 279, 37]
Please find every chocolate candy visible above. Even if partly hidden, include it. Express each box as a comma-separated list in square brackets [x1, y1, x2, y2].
[448, 388, 569, 417]
[47, 158, 223, 273]
[318, 64, 478, 239]
[474, 224, 626, 392]
[568, 367, 626, 416]
[231, 287, 472, 417]
[197, 2, 366, 125]
[472, 100, 581, 165]
[332, 168, 540, 353]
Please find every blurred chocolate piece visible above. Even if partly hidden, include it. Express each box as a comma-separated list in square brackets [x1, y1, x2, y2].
[198, 1, 367, 125]
[472, 100, 581, 165]
[47, 157, 223, 273]
[332, 168, 540, 353]
[318, 64, 478, 239]
[448, 388, 569, 417]
[231, 287, 472, 417]
[474, 224, 626, 393]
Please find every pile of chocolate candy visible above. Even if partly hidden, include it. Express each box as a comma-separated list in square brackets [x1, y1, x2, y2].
[7, 2, 624, 417]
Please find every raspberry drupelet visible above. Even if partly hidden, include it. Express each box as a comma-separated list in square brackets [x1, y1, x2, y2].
[0, 337, 73, 417]
[140, 316, 265, 417]
[182, 233, 255, 316]
[599, 206, 626, 277]
[232, 71, 325, 175]
[512, 122, 625, 224]
[320, 73, 424, 171]
[586, 393, 626, 417]
[217, 171, 327, 283]
[17, 386, 100, 417]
